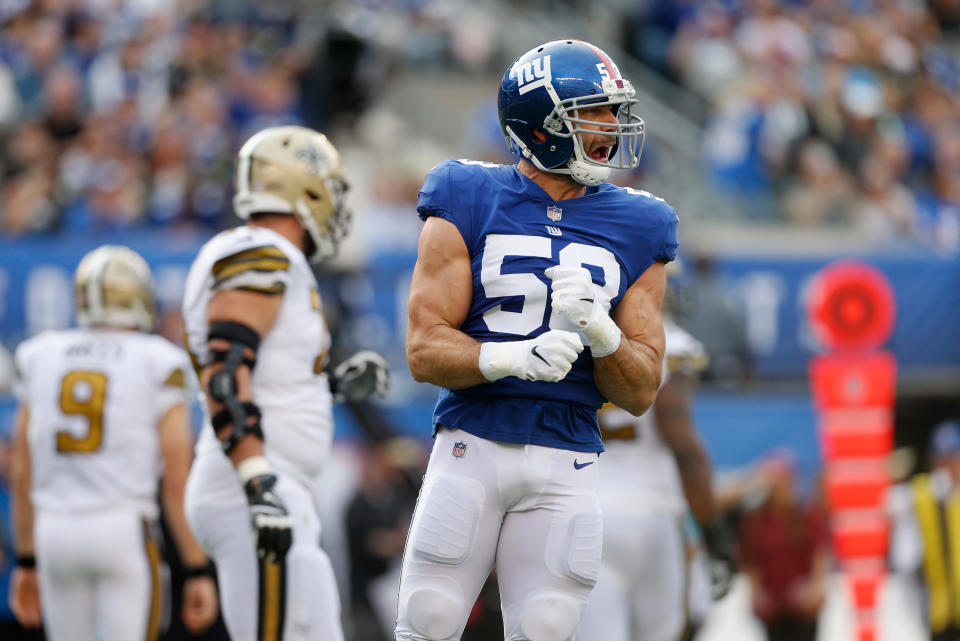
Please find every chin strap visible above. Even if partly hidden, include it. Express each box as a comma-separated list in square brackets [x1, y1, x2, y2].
[566, 159, 611, 186]
[565, 135, 612, 186]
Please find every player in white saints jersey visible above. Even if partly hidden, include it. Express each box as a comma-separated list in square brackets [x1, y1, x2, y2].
[9, 245, 217, 641]
[182, 225, 336, 489]
[181, 125, 388, 641]
[578, 320, 737, 641]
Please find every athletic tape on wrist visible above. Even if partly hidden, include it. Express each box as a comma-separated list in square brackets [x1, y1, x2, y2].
[237, 455, 272, 484]
[584, 313, 621, 357]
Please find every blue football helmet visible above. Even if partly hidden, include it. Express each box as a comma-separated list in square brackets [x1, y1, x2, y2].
[498, 39, 645, 186]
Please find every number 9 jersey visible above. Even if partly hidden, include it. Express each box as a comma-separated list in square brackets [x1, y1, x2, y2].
[417, 159, 678, 452]
[13, 329, 192, 518]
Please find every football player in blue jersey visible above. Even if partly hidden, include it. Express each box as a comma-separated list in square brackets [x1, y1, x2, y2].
[396, 40, 679, 641]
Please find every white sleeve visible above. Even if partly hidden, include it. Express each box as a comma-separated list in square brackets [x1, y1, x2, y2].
[154, 346, 194, 419]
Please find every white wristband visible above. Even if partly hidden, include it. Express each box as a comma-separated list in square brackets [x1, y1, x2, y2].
[478, 342, 515, 381]
[584, 314, 622, 357]
[236, 455, 272, 484]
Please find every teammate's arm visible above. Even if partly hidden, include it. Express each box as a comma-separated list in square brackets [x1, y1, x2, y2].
[157, 403, 218, 633]
[654, 370, 737, 598]
[594, 261, 667, 415]
[204, 288, 292, 561]
[654, 371, 714, 524]
[407, 217, 582, 387]
[9, 404, 42, 628]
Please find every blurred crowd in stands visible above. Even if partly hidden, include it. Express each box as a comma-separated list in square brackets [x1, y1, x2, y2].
[5, 0, 960, 255]
[0, 0, 500, 237]
[624, 0, 960, 251]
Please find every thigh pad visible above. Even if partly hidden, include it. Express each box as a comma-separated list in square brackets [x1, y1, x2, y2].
[411, 475, 485, 566]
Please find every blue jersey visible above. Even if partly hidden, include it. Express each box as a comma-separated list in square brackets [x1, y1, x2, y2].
[417, 159, 678, 452]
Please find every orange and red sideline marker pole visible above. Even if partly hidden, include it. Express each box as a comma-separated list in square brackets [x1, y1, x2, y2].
[807, 261, 896, 641]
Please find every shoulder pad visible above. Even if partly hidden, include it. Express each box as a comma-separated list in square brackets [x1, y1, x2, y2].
[204, 228, 295, 295]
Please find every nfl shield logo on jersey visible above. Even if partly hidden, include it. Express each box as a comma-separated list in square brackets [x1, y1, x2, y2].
[452, 441, 467, 458]
[547, 205, 562, 222]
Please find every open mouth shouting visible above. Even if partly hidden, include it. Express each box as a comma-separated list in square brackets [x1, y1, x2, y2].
[589, 145, 613, 162]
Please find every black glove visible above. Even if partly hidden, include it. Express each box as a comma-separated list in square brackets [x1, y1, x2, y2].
[330, 350, 389, 403]
[243, 473, 293, 563]
[701, 518, 738, 600]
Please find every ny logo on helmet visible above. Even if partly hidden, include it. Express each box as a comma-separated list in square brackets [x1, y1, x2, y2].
[511, 55, 552, 96]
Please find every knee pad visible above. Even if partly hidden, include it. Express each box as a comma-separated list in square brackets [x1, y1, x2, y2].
[404, 580, 465, 641]
[519, 591, 582, 641]
[411, 476, 485, 565]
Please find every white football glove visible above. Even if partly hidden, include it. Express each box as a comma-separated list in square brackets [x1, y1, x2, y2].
[478, 330, 584, 382]
[545, 265, 622, 357]
[331, 350, 389, 403]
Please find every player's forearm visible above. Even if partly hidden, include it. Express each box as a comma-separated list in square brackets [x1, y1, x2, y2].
[11, 407, 34, 555]
[157, 405, 211, 567]
[204, 290, 281, 468]
[161, 481, 209, 568]
[11, 474, 34, 556]
[675, 443, 719, 527]
[201, 355, 265, 467]
[406, 324, 486, 389]
[204, 394, 265, 466]
[593, 338, 661, 415]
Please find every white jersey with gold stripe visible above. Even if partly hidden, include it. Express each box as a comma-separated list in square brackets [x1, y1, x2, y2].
[181, 225, 333, 489]
[597, 321, 708, 516]
[14, 328, 192, 519]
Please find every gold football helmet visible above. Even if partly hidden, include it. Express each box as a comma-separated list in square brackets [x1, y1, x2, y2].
[232, 125, 350, 262]
[75, 245, 156, 332]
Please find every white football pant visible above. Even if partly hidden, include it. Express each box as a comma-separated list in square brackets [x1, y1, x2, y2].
[36, 508, 163, 641]
[185, 453, 344, 641]
[395, 428, 603, 641]
[577, 511, 688, 641]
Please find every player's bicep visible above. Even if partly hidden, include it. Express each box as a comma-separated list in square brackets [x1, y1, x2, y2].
[612, 260, 666, 359]
[207, 289, 282, 337]
[407, 216, 473, 333]
[203, 290, 280, 385]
